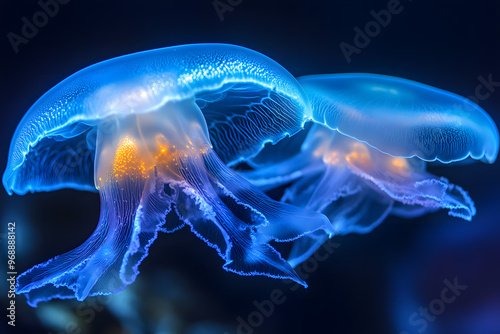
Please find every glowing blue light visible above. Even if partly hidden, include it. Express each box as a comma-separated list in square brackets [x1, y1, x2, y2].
[241, 73, 498, 267]
[3, 44, 331, 306]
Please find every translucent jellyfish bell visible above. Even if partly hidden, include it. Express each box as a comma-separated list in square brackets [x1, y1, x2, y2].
[3, 44, 331, 306]
[301, 73, 499, 164]
[241, 73, 499, 267]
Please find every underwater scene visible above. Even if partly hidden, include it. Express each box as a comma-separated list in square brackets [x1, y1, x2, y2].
[1, 1, 499, 334]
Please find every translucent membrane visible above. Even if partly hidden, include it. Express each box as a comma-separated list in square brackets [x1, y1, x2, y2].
[3, 44, 310, 196]
[17, 101, 331, 306]
[300, 73, 499, 164]
[241, 124, 476, 267]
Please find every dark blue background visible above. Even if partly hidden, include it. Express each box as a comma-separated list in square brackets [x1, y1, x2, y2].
[1, 1, 499, 333]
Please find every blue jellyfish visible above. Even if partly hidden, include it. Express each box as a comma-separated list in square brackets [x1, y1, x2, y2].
[2, 44, 332, 306]
[240, 73, 499, 267]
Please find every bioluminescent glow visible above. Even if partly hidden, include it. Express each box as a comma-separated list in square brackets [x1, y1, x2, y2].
[2, 44, 332, 307]
[300, 73, 499, 164]
[240, 73, 499, 267]
[3, 46, 498, 307]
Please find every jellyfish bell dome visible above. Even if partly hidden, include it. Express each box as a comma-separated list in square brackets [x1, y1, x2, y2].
[299, 73, 499, 164]
[3, 44, 331, 306]
[3, 43, 311, 196]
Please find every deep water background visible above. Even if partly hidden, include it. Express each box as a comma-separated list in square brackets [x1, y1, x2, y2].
[1, 1, 499, 334]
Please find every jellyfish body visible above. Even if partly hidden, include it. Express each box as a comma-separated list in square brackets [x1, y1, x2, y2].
[3, 44, 332, 306]
[241, 73, 499, 267]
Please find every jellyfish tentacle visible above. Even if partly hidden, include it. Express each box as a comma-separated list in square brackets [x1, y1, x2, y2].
[347, 149, 476, 221]
[288, 231, 329, 268]
[286, 188, 394, 267]
[159, 147, 331, 286]
[73, 176, 148, 300]
[119, 178, 174, 284]
[16, 168, 171, 306]
[238, 152, 322, 192]
[16, 201, 113, 306]
[204, 151, 332, 243]
[284, 159, 394, 266]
